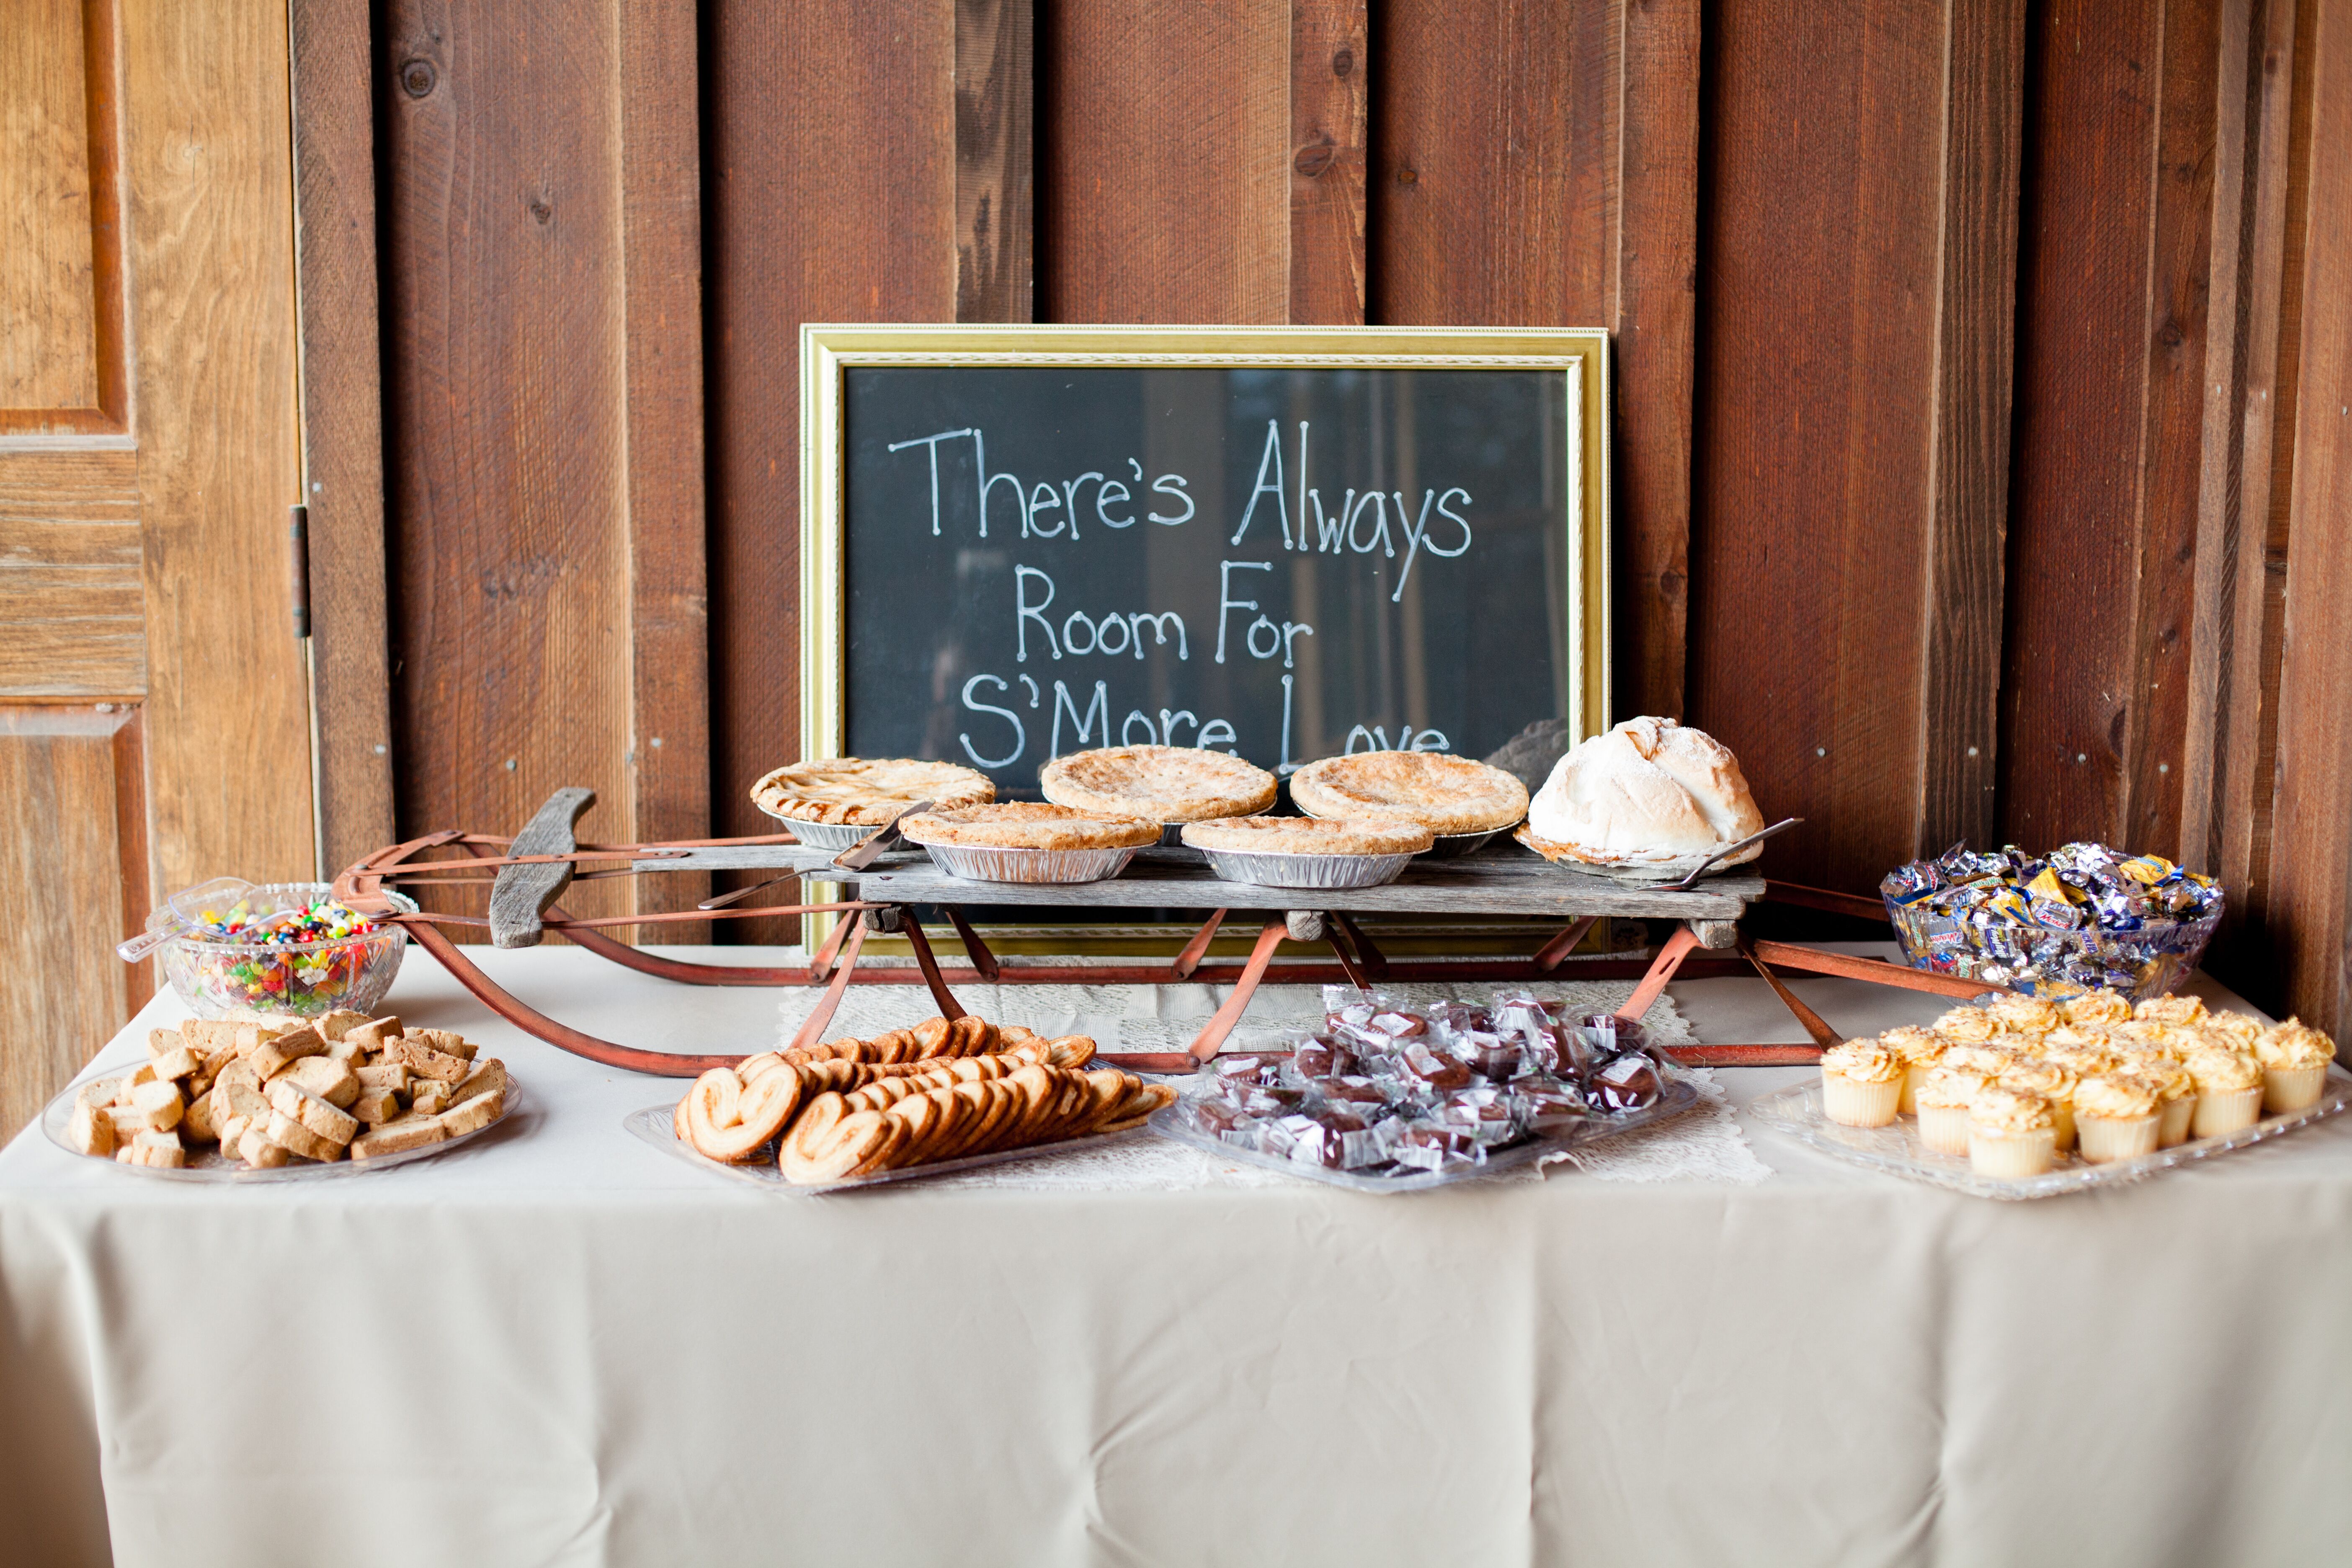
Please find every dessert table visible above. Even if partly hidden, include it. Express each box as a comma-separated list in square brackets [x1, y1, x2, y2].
[4, 944, 2349, 1567]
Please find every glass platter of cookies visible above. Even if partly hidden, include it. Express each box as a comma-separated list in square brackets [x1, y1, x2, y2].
[621, 1104, 1151, 1194]
[41, 1071, 521, 1182]
[1749, 1069, 2349, 1199]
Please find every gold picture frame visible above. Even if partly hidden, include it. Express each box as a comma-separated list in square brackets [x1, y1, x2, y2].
[797, 323, 1611, 951]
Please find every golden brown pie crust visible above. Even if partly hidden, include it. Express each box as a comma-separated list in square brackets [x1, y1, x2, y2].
[1039, 745, 1278, 823]
[1288, 751, 1529, 835]
[898, 801, 1161, 851]
[1179, 815, 1434, 855]
[750, 758, 994, 826]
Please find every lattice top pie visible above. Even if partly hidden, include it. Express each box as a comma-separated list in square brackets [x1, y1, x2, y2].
[750, 758, 994, 826]
[1180, 815, 1434, 856]
[898, 801, 1162, 851]
[1288, 751, 1530, 836]
[1039, 745, 1278, 823]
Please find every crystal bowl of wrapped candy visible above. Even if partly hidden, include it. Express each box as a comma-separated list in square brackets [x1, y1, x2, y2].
[128, 879, 414, 1020]
[1881, 843, 2223, 999]
[1153, 988, 1700, 1190]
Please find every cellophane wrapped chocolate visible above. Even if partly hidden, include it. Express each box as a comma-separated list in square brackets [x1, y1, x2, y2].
[1176, 986, 1679, 1177]
[1881, 841, 2223, 999]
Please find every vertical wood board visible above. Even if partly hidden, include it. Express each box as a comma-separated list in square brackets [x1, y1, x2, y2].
[957, 0, 1034, 323]
[291, 0, 398, 877]
[1691, 0, 1950, 892]
[704, 0, 956, 939]
[2269, 0, 2352, 1033]
[122, 0, 313, 893]
[1040, 0, 1289, 323]
[1288, 0, 1369, 326]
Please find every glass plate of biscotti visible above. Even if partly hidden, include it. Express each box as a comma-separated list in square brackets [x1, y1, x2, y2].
[622, 1103, 1152, 1194]
[1747, 1065, 2352, 1200]
[40, 1072, 522, 1182]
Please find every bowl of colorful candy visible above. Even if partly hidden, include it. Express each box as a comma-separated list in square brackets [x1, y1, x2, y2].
[1880, 842, 2223, 1000]
[125, 878, 416, 1020]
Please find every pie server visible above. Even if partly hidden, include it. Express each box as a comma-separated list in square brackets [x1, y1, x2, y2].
[694, 800, 932, 910]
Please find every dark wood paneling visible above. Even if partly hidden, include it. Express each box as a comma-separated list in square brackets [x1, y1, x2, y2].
[2269, 0, 2352, 1033]
[1614, 0, 1702, 725]
[957, 0, 1033, 322]
[1375, 0, 1700, 725]
[378, 0, 707, 931]
[1691, 0, 1952, 892]
[1289, 0, 1369, 325]
[2001, 0, 2222, 857]
[2185, 0, 2305, 981]
[290, 0, 397, 875]
[1040, 0, 1288, 322]
[618, 0, 712, 919]
[703, 0, 954, 939]
[1915, 0, 2026, 857]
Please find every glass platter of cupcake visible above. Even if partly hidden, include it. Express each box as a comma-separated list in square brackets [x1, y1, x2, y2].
[1747, 990, 2349, 1199]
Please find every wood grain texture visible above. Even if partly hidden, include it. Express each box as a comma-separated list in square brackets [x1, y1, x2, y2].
[1040, 0, 1289, 322]
[290, 0, 397, 877]
[1691, 0, 1948, 892]
[617, 0, 711, 923]
[2001, 0, 2221, 856]
[1914, 0, 2025, 856]
[0, 705, 144, 1145]
[0, 0, 127, 434]
[0, 448, 143, 696]
[2269, 0, 2352, 1033]
[2184, 0, 2304, 972]
[1288, 0, 1368, 325]
[379, 0, 707, 932]
[122, 0, 313, 892]
[957, 0, 1034, 322]
[704, 0, 955, 938]
[488, 785, 594, 946]
[0, 0, 100, 413]
[1374, 0, 1697, 723]
[1613, 0, 1701, 724]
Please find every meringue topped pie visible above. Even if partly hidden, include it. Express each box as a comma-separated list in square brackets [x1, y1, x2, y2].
[1039, 745, 1278, 823]
[1179, 816, 1434, 856]
[897, 801, 1161, 851]
[751, 758, 993, 825]
[1287, 752, 1529, 836]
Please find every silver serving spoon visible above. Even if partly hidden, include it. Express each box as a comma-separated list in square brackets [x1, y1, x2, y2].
[1667, 817, 1803, 890]
[832, 799, 932, 871]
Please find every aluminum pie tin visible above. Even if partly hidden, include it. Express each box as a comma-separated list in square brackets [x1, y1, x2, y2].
[918, 842, 1139, 884]
[757, 814, 892, 851]
[1421, 828, 1507, 859]
[1197, 846, 1418, 890]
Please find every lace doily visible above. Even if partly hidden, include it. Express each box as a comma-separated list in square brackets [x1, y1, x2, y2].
[774, 978, 1770, 1191]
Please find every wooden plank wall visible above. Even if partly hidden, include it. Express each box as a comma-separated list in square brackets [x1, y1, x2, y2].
[343, 0, 2352, 1030]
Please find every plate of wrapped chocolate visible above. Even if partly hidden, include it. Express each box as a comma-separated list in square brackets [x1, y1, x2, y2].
[1748, 988, 2349, 1199]
[46, 1011, 516, 1180]
[1150, 988, 1701, 1192]
[627, 1013, 1176, 1191]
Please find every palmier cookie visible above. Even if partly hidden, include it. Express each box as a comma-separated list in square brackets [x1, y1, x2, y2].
[684, 1066, 804, 1163]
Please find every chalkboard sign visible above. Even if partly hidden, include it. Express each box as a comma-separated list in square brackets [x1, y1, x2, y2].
[801, 327, 1609, 801]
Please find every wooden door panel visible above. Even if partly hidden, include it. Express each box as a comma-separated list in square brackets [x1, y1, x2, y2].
[0, 705, 148, 1145]
[0, 449, 144, 696]
[0, 0, 129, 435]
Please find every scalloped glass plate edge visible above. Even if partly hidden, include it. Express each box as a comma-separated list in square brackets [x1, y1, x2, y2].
[623, 1104, 1150, 1194]
[1143, 1078, 1703, 1193]
[1746, 1066, 2352, 1200]
[41, 1075, 524, 1182]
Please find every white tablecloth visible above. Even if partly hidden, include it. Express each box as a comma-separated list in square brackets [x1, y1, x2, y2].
[5, 945, 2350, 1566]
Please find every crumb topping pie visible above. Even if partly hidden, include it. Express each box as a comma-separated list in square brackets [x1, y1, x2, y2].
[1288, 752, 1529, 836]
[897, 802, 1161, 851]
[1039, 745, 1278, 823]
[750, 758, 993, 826]
[1179, 816, 1434, 856]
